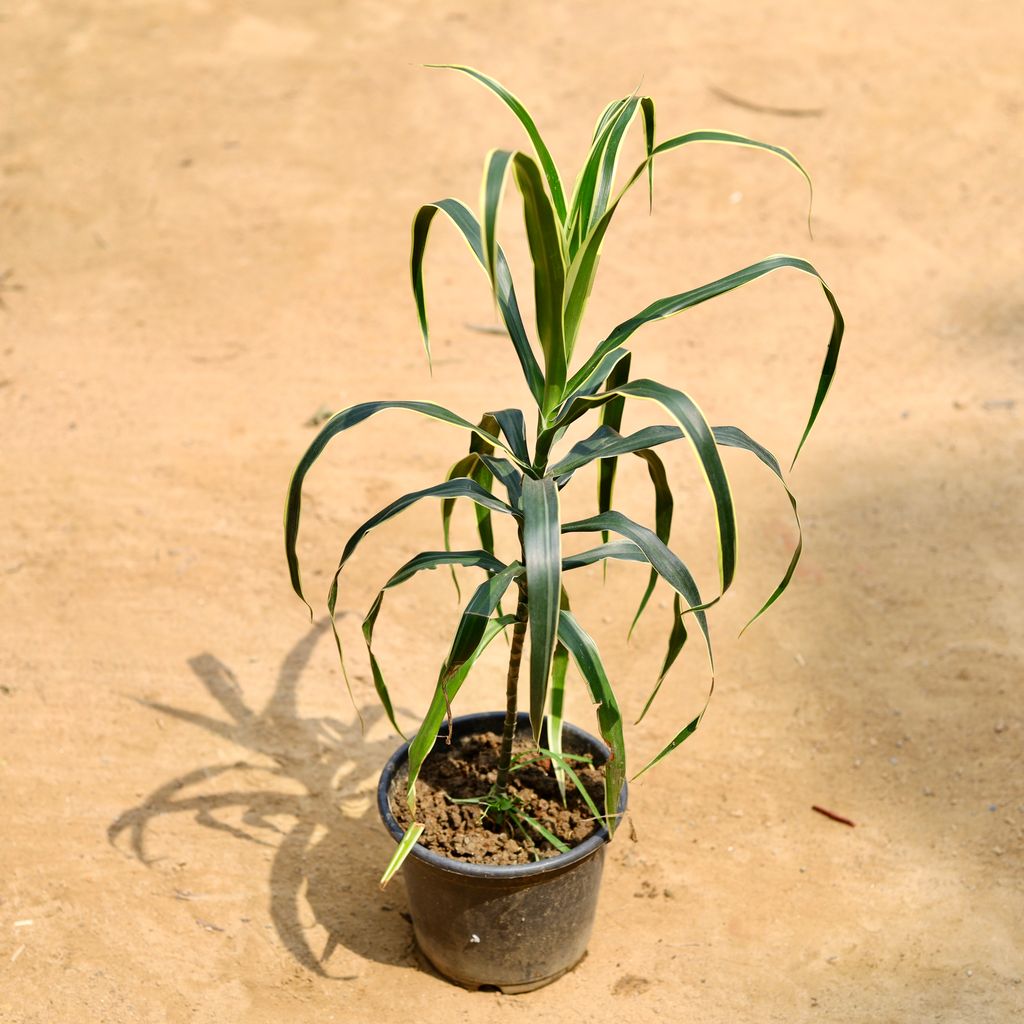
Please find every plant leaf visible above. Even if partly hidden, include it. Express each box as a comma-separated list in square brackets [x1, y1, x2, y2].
[431, 65, 568, 223]
[480, 149, 515, 300]
[412, 199, 544, 407]
[362, 549, 505, 735]
[511, 153, 567, 416]
[627, 447, 673, 638]
[522, 476, 562, 739]
[597, 351, 631, 545]
[561, 509, 713, 677]
[406, 614, 518, 808]
[379, 822, 425, 888]
[479, 454, 523, 509]
[285, 401, 519, 609]
[550, 424, 681, 477]
[564, 255, 843, 466]
[713, 425, 803, 630]
[490, 407, 531, 466]
[635, 593, 688, 724]
[547, 641, 569, 801]
[561, 540, 647, 571]
[441, 562, 525, 678]
[555, 379, 737, 593]
[557, 610, 624, 829]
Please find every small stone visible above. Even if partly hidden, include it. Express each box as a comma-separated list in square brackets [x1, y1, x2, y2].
[889, 757, 899, 765]
[729, 191, 743, 204]
[922, 787, 934, 797]
[993, 847, 1005, 856]
[966, 969, 974, 977]
[994, 722, 1007, 734]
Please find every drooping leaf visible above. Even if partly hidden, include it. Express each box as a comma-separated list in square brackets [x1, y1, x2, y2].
[379, 822, 425, 888]
[285, 401, 519, 609]
[564, 255, 843, 466]
[597, 351, 632, 545]
[549, 424, 681, 478]
[635, 593, 688, 724]
[561, 127, 817, 394]
[554, 379, 736, 593]
[324, 479, 513, 690]
[490, 407, 531, 466]
[431, 65, 568, 222]
[522, 476, 562, 738]
[557, 610, 625, 829]
[441, 562, 525, 679]
[479, 454, 523, 509]
[411, 199, 544, 407]
[561, 540, 648, 571]
[713, 425, 803, 629]
[627, 447, 673, 638]
[406, 614, 518, 808]
[561, 509, 713, 676]
[362, 549, 505, 736]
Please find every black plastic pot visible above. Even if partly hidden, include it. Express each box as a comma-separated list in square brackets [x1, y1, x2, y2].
[377, 710, 627, 993]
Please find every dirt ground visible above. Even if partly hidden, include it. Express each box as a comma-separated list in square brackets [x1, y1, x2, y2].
[2, 1, 1021, 1021]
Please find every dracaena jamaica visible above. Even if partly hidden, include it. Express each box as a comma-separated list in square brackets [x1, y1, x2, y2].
[284, 66, 844, 878]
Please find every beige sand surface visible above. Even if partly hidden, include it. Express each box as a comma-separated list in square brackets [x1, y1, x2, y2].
[2, 2, 1021, 1021]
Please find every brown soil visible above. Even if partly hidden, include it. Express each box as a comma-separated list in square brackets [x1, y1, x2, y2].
[390, 730, 607, 864]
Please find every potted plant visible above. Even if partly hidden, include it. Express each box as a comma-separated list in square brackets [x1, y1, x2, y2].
[284, 66, 844, 992]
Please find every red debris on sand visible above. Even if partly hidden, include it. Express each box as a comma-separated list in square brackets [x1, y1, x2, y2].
[812, 805, 856, 827]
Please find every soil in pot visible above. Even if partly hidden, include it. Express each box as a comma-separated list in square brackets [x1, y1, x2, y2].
[390, 729, 607, 866]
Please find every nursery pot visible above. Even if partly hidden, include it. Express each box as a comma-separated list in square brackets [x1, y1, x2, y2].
[377, 710, 627, 993]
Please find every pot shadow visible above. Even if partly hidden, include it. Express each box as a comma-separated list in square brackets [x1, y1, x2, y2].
[108, 620, 419, 977]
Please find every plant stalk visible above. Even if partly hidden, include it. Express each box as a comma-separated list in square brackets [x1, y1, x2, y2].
[494, 580, 529, 796]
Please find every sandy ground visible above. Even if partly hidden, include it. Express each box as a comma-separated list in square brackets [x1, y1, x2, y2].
[2, 1, 1022, 1021]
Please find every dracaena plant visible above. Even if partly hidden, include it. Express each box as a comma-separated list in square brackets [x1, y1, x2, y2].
[284, 67, 844, 865]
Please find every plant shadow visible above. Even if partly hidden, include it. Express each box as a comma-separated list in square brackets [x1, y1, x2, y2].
[108, 620, 418, 977]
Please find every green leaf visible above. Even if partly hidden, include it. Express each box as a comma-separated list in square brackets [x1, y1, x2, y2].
[518, 813, 570, 853]
[491, 408, 531, 466]
[563, 130, 817, 390]
[564, 255, 843, 466]
[547, 641, 569, 801]
[561, 509, 713, 676]
[627, 447, 673, 638]
[522, 477, 562, 739]
[550, 424, 680, 477]
[324, 479, 513, 688]
[362, 549, 505, 736]
[480, 149, 515, 300]
[431, 65, 568, 223]
[511, 153, 567, 416]
[597, 351, 631, 545]
[441, 562, 525, 678]
[412, 199, 544, 408]
[640, 96, 656, 212]
[561, 540, 647, 571]
[536, 745, 605, 825]
[406, 614, 518, 808]
[567, 97, 630, 249]
[555, 379, 737, 594]
[713, 425, 803, 630]
[557, 611, 625, 829]
[379, 822, 425, 888]
[285, 400, 519, 609]
[632, 711, 704, 780]
[635, 593, 688, 724]
[479, 455, 523, 509]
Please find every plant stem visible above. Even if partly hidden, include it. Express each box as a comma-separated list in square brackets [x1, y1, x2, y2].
[494, 580, 529, 797]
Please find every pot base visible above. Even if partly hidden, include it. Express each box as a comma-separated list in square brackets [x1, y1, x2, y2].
[416, 942, 586, 993]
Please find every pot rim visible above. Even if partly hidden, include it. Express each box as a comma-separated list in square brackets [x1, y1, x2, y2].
[377, 710, 628, 880]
